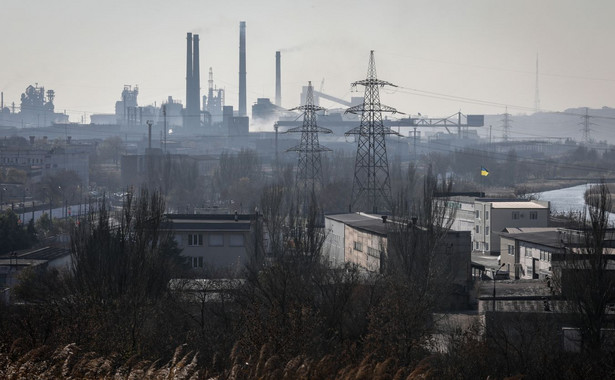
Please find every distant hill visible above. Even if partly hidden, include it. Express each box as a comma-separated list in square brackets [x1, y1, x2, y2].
[483, 107, 615, 144]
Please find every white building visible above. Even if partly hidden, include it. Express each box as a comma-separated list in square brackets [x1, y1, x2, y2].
[473, 199, 550, 255]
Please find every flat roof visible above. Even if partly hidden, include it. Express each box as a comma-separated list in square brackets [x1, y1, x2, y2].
[165, 214, 253, 231]
[169, 220, 251, 231]
[0, 246, 70, 262]
[326, 213, 389, 235]
[499, 229, 562, 248]
[490, 201, 548, 209]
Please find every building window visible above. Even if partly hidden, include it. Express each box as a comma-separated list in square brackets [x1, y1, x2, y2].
[188, 234, 203, 246]
[209, 234, 224, 247]
[475, 241, 479, 250]
[475, 225, 480, 233]
[354, 241, 363, 252]
[192, 257, 203, 268]
[367, 247, 381, 258]
[485, 211, 489, 220]
[229, 234, 244, 247]
[476, 210, 480, 218]
[485, 242, 489, 250]
[512, 211, 520, 220]
[530, 211, 538, 220]
[485, 226, 489, 235]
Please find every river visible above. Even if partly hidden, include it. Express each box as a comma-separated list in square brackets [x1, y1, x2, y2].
[535, 183, 615, 223]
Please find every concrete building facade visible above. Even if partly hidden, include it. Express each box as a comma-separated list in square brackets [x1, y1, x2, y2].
[473, 199, 550, 255]
[166, 213, 258, 275]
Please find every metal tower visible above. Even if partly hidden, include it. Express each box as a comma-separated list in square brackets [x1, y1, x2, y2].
[345, 51, 400, 213]
[534, 54, 540, 113]
[287, 81, 332, 213]
[501, 107, 512, 142]
[580, 107, 594, 143]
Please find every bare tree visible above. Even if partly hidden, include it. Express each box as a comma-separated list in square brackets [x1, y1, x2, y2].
[366, 166, 458, 365]
[555, 182, 615, 355]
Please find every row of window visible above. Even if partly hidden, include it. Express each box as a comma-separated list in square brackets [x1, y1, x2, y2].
[474, 241, 489, 250]
[192, 256, 204, 268]
[475, 225, 490, 235]
[512, 211, 538, 220]
[353, 241, 383, 258]
[187, 233, 244, 247]
[523, 248, 552, 262]
[475, 210, 489, 220]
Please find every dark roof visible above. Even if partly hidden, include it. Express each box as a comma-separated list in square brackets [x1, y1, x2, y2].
[346, 219, 388, 236]
[0, 246, 71, 261]
[165, 214, 253, 232]
[326, 213, 389, 236]
[499, 229, 563, 248]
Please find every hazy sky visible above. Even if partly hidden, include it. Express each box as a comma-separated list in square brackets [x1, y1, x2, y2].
[2, 0, 614, 125]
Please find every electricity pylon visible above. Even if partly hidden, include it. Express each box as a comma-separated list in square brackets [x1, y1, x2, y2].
[345, 51, 400, 214]
[287, 81, 332, 215]
[579, 107, 595, 144]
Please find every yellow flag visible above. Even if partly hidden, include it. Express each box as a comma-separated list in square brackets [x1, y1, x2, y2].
[481, 167, 489, 176]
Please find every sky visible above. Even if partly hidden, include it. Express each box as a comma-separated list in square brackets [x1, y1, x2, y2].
[2, 0, 615, 127]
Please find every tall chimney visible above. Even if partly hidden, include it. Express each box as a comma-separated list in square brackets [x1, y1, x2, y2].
[239, 21, 247, 117]
[185, 32, 193, 127]
[193, 34, 201, 121]
[275, 51, 281, 107]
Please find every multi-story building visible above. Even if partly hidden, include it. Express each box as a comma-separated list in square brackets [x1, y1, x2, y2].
[324, 212, 472, 309]
[165, 213, 259, 275]
[0, 138, 90, 187]
[500, 227, 615, 280]
[499, 227, 562, 280]
[325, 213, 387, 272]
[473, 199, 550, 255]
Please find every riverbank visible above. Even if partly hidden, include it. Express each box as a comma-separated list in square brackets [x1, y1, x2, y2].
[479, 179, 591, 198]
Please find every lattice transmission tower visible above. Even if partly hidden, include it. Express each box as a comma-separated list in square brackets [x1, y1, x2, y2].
[579, 107, 595, 144]
[345, 51, 400, 213]
[287, 81, 332, 214]
[534, 53, 540, 113]
[501, 106, 512, 142]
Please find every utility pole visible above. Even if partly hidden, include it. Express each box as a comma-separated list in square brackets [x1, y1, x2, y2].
[163, 104, 167, 153]
[413, 127, 417, 162]
[287, 82, 332, 215]
[345, 51, 400, 213]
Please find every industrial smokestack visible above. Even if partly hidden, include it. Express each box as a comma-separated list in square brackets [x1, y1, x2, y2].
[186, 32, 193, 118]
[239, 21, 247, 117]
[275, 51, 281, 107]
[193, 34, 201, 118]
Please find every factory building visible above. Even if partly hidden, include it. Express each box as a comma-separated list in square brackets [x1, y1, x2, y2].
[0, 85, 68, 128]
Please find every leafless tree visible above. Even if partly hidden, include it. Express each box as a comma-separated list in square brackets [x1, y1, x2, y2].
[366, 166, 459, 365]
[555, 182, 615, 355]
